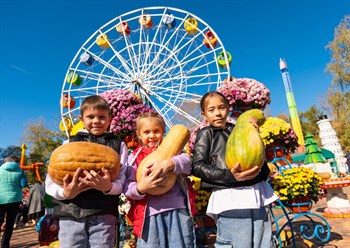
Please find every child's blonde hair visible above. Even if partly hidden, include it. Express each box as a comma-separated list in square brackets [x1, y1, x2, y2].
[136, 112, 166, 133]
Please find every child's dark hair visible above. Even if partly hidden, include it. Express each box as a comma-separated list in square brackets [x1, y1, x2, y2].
[80, 95, 111, 116]
[136, 111, 166, 133]
[200, 91, 229, 111]
[5, 155, 20, 163]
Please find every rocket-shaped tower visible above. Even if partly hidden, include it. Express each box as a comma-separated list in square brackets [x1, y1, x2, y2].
[279, 58, 305, 147]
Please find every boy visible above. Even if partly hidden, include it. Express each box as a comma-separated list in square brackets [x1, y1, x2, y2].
[45, 95, 128, 248]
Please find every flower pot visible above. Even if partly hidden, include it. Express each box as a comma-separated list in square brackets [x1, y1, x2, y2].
[230, 106, 252, 118]
[265, 143, 286, 161]
[287, 197, 312, 213]
[124, 134, 139, 149]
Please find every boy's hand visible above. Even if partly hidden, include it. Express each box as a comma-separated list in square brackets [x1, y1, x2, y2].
[63, 168, 91, 199]
[137, 164, 167, 194]
[231, 162, 260, 181]
[79, 167, 113, 193]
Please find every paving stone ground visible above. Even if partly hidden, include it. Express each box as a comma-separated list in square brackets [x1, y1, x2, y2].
[5, 192, 350, 248]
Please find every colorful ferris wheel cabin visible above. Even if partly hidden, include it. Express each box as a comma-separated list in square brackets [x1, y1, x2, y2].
[204, 30, 217, 49]
[217, 51, 232, 69]
[162, 13, 176, 29]
[60, 94, 76, 109]
[96, 33, 110, 49]
[184, 18, 198, 35]
[59, 118, 73, 132]
[79, 52, 94, 66]
[139, 14, 153, 29]
[116, 21, 131, 36]
[66, 71, 82, 86]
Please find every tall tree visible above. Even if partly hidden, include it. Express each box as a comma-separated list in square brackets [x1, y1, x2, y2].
[325, 15, 350, 90]
[324, 15, 350, 154]
[326, 90, 350, 152]
[299, 105, 323, 144]
[22, 118, 65, 183]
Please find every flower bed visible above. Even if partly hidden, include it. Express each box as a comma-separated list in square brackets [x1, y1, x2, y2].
[270, 167, 324, 205]
[217, 77, 271, 111]
[259, 117, 299, 153]
[100, 89, 155, 140]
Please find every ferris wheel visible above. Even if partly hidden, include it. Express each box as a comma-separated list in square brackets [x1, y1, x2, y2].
[60, 6, 231, 135]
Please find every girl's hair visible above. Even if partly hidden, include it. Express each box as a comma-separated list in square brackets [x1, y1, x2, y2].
[136, 112, 166, 132]
[5, 155, 20, 163]
[80, 95, 111, 116]
[200, 91, 229, 111]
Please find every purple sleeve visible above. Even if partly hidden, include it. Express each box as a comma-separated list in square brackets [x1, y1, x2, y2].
[123, 153, 146, 200]
[172, 153, 192, 175]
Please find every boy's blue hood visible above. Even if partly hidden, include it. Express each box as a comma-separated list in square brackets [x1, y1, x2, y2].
[1, 162, 21, 172]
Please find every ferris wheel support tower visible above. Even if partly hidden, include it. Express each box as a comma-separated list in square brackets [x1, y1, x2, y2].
[279, 58, 305, 147]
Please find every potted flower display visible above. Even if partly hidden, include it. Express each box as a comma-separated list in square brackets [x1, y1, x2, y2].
[259, 117, 299, 160]
[217, 77, 271, 117]
[100, 89, 155, 148]
[270, 167, 324, 213]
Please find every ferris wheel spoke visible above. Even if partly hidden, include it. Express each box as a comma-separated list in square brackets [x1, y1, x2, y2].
[81, 47, 132, 80]
[142, 14, 190, 78]
[73, 69, 131, 90]
[61, 7, 230, 136]
[156, 51, 219, 84]
[142, 84, 194, 106]
[139, 9, 168, 75]
[148, 91, 200, 124]
[145, 30, 205, 80]
[96, 30, 135, 77]
[142, 93, 173, 128]
[152, 29, 211, 72]
[117, 19, 139, 76]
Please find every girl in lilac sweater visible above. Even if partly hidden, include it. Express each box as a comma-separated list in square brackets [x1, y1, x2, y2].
[124, 112, 195, 248]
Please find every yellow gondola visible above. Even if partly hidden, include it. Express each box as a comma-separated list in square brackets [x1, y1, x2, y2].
[96, 33, 109, 49]
[184, 18, 198, 35]
[59, 118, 73, 132]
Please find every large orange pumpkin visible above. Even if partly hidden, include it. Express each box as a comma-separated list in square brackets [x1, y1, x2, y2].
[48, 142, 120, 186]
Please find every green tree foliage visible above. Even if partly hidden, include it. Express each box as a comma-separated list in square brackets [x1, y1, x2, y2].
[299, 105, 323, 144]
[0, 146, 22, 164]
[326, 90, 350, 152]
[22, 118, 65, 183]
[326, 15, 350, 90]
[323, 15, 350, 153]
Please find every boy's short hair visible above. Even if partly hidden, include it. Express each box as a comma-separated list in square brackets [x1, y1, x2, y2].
[5, 155, 20, 163]
[136, 111, 166, 133]
[80, 95, 111, 116]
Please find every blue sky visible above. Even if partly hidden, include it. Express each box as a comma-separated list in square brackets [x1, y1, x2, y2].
[0, 0, 349, 148]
